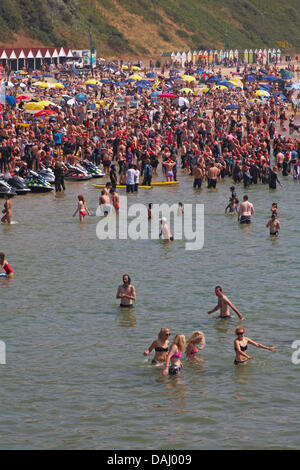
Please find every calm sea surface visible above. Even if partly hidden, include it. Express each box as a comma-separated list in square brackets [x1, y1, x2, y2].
[0, 167, 299, 449]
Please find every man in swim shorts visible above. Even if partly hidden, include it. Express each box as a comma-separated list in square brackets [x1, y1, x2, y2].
[99, 190, 111, 216]
[207, 163, 220, 189]
[208, 286, 244, 320]
[238, 195, 254, 224]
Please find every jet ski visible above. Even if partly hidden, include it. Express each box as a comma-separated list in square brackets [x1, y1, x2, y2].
[25, 171, 54, 193]
[0, 179, 17, 197]
[81, 160, 104, 178]
[64, 163, 92, 181]
[2, 173, 31, 195]
[38, 167, 55, 184]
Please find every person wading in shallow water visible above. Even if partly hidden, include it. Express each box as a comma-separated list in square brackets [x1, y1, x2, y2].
[208, 286, 244, 320]
[116, 274, 136, 308]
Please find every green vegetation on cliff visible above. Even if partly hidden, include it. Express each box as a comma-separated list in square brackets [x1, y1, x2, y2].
[0, 0, 299, 56]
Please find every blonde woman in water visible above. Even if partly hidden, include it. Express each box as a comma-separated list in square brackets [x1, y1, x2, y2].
[144, 328, 171, 366]
[234, 326, 277, 365]
[163, 334, 186, 376]
[186, 331, 206, 362]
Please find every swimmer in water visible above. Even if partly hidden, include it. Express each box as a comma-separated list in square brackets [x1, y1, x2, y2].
[177, 202, 184, 216]
[208, 286, 244, 320]
[266, 213, 280, 236]
[116, 274, 136, 308]
[1, 195, 12, 224]
[73, 194, 90, 222]
[144, 328, 171, 366]
[99, 189, 111, 216]
[234, 326, 277, 365]
[163, 334, 186, 376]
[225, 197, 238, 214]
[238, 195, 254, 224]
[271, 203, 278, 217]
[159, 217, 174, 241]
[111, 188, 120, 215]
[148, 203, 153, 220]
[186, 331, 205, 362]
[0, 252, 14, 277]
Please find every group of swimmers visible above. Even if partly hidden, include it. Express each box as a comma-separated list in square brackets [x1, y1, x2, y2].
[114, 275, 277, 374]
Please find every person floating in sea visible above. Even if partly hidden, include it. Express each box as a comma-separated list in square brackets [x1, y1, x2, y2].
[73, 194, 90, 222]
[208, 286, 244, 320]
[1, 195, 12, 224]
[0, 252, 14, 277]
[234, 326, 277, 365]
[116, 274, 136, 308]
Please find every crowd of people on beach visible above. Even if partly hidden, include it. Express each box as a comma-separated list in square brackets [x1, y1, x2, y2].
[1, 56, 299, 372]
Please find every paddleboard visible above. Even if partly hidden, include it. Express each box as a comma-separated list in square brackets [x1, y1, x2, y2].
[92, 184, 152, 189]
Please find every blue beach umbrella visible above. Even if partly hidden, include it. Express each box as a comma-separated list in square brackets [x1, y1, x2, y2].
[225, 104, 240, 109]
[5, 95, 16, 106]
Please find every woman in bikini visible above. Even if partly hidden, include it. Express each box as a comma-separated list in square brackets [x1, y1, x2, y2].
[163, 334, 186, 375]
[0, 252, 14, 277]
[1, 195, 12, 224]
[234, 326, 277, 365]
[73, 194, 90, 222]
[186, 331, 205, 363]
[144, 328, 171, 366]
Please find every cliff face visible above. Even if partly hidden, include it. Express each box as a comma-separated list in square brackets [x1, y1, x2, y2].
[0, 0, 299, 57]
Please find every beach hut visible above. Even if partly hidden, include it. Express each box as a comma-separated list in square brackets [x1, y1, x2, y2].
[175, 52, 181, 66]
[249, 49, 253, 64]
[171, 52, 176, 65]
[181, 51, 187, 67]
[192, 51, 197, 65]
[262, 49, 268, 64]
[276, 49, 281, 62]
[244, 49, 248, 64]
[187, 51, 192, 64]
[229, 49, 234, 60]
[267, 48, 272, 63]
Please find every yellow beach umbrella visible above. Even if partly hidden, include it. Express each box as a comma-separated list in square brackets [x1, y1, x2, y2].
[132, 66, 141, 71]
[129, 74, 143, 80]
[52, 82, 65, 89]
[255, 90, 270, 97]
[181, 75, 196, 82]
[212, 85, 228, 91]
[121, 65, 128, 69]
[32, 81, 49, 88]
[201, 88, 210, 94]
[36, 100, 54, 107]
[85, 79, 100, 85]
[228, 79, 243, 88]
[180, 87, 193, 93]
[24, 102, 44, 111]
